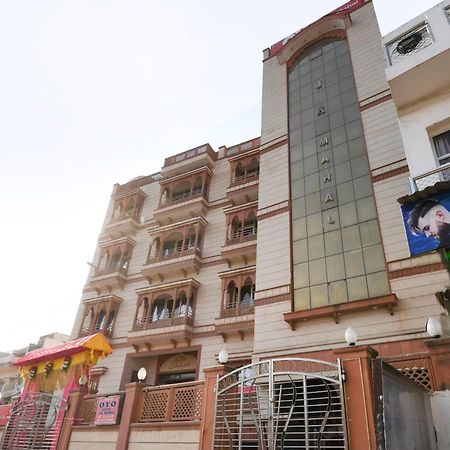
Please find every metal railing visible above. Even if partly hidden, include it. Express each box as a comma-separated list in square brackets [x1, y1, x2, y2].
[221, 301, 255, 318]
[158, 189, 204, 209]
[231, 170, 260, 186]
[147, 246, 200, 264]
[137, 381, 204, 423]
[410, 163, 450, 192]
[93, 265, 128, 278]
[226, 227, 257, 245]
[386, 22, 433, 66]
[133, 312, 194, 331]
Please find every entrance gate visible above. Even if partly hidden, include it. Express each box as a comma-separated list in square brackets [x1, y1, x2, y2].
[213, 358, 347, 449]
[0, 392, 67, 449]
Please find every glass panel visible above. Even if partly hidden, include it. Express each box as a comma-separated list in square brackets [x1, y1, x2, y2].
[353, 175, 373, 200]
[293, 238, 308, 263]
[339, 202, 358, 227]
[356, 197, 377, 222]
[342, 224, 361, 251]
[307, 212, 323, 237]
[360, 219, 381, 247]
[302, 138, 317, 156]
[291, 161, 303, 181]
[324, 230, 343, 256]
[331, 126, 347, 146]
[294, 288, 310, 310]
[337, 181, 355, 205]
[347, 276, 368, 301]
[304, 155, 318, 174]
[333, 143, 350, 165]
[329, 280, 348, 304]
[363, 244, 386, 274]
[326, 254, 345, 281]
[293, 263, 309, 289]
[344, 104, 360, 124]
[348, 137, 365, 158]
[310, 258, 327, 285]
[351, 155, 369, 178]
[322, 207, 340, 232]
[292, 197, 306, 219]
[367, 272, 390, 298]
[305, 192, 321, 215]
[292, 218, 307, 241]
[346, 120, 363, 140]
[308, 234, 325, 260]
[335, 161, 352, 184]
[344, 249, 365, 278]
[311, 284, 328, 308]
[291, 178, 305, 199]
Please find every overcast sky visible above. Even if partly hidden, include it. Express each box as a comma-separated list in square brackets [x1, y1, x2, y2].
[0, 0, 440, 352]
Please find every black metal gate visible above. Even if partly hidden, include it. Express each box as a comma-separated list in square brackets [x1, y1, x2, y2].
[0, 392, 67, 449]
[372, 359, 437, 450]
[213, 358, 348, 449]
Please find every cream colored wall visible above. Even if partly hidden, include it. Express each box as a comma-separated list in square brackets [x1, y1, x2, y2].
[347, 3, 389, 101]
[128, 428, 200, 450]
[68, 428, 118, 450]
[261, 56, 287, 145]
[397, 90, 450, 178]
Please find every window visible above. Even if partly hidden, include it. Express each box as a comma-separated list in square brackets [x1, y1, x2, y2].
[433, 130, 450, 166]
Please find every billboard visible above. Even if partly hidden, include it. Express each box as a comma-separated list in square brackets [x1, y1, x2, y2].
[94, 395, 122, 425]
[401, 190, 450, 256]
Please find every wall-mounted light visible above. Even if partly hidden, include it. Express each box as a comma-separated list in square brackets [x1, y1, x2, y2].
[344, 327, 358, 347]
[137, 367, 147, 383]
[218, 348, 229, 364]
[426, 317, 442, 339]
[79, 375, 87, 386]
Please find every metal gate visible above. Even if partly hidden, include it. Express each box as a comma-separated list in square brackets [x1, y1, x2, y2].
[213, 358, 347, 449]
[0, 392, 67, 449]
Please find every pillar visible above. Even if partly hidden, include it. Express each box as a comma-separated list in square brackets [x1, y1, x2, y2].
[116, 382, 147, 450]
[333, 345, 378, 450]
[198, 365, 230, 450]
[425, 337, 450, 390]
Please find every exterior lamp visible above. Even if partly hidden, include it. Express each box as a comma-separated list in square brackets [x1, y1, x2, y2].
[137, 367, 147, 382]
[218, 348, 229, 364]
[426, 317, 442, 339]
[79, 375, 87, 386]
[344, 327, 358, 346]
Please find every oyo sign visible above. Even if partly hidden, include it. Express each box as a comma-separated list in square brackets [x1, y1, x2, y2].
[94, 395, 122, 425]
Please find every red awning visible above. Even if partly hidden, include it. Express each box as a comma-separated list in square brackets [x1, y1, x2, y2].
[13, 333, 112, 367]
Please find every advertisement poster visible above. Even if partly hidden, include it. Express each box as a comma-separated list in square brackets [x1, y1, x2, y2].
[94, 395, 121, 425]
[401, 190, 450, 256]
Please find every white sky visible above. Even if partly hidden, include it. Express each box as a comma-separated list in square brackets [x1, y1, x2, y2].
[0, 0, 440, 351]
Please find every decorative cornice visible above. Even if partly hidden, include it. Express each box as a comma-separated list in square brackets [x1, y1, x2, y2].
[388, 262, 447, 280]
[371, 165, 409, 183]
[255, 294, 291, 307]
[260, 137, 288, 156]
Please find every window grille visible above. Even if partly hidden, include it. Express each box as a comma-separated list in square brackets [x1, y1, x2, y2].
[386, 22, 433, 65]
[398, 366, 432, 391]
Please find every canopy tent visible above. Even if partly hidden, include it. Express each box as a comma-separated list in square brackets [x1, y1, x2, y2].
[13, 333, 112, 393]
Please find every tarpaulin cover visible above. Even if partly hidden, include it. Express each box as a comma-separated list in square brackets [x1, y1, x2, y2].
[13, 333, 112, 367]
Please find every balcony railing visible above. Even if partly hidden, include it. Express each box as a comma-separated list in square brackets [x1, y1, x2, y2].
[231, 170, 260, 186]
[77, 391, 125, 425]
[221, 302, 255, 318]
[410, 163, 450, 192]
[133, 312, 194, 331]
[79, 326, 113, 338]
[137, 381, 204, 422]
[147, 246, 200, 264]
[93, 266, 128, 277]
[225, 228, 257, 245]
[159, 188, 204, 209]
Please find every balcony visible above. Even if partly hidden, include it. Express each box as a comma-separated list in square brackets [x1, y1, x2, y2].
[215, 312, 255, 342]
[161, 144, 216, 178]
[142, 217, 206, 281]
[226, 150, 259, 205]
[88, 237, 135, 294]
[102, 188, 147, 239]
[128, 279, 199, 349]
[78, 294, 122, 338]
[383, 5, 450, 109]
[153, 167, 212, 225]
[221, 208, 258, 266]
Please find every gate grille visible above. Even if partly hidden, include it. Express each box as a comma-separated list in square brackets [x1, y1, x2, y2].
[214, 358, 347, 449]
[0, 393, 67, 449]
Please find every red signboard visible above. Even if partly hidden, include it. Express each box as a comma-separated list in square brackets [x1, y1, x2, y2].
[94, 395, 121, 425]
[0, 404, 11, 426]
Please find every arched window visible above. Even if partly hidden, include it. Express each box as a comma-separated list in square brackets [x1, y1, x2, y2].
[226, 281, 238, 309]
[151, 295, 173, 322]
[184, 228, 196, 250]
[121, 250, 130, 270]
[243, 212, 257, 236]
[174, 291, 193, 318]
[234, 162, 245, 182]
[95, 308, 106, 331]
[172, 181, 191, 202]
[106, 310, 116, 333]
[113, 202, 123, 221]
[162, 232, 183, 255]
[99, 251, 109, 271]
[247, 158, 259, 178]
[192, 177, 202, 196]
[160, 187, 170, 205]
[240, 277, 255, 308]
[150, 237, 161, 258]
[110, 250, 122, 269]
[230, 216, 242, 239]
[83, 307, 95, 333]
[124, 198, 135, 218]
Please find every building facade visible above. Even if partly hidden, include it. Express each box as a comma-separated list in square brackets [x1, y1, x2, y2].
[66, 0, 450, 448]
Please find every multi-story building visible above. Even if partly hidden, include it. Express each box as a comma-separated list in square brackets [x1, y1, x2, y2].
[65, 0, 450, 448]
